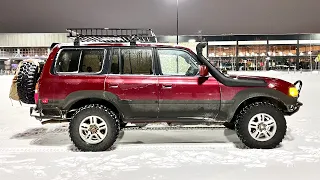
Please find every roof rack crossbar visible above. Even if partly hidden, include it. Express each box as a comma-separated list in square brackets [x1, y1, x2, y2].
[66, 28, 157, 45]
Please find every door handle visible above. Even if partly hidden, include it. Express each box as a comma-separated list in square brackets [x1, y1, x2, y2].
[162, 84, 172, 89]
[109, 84, 119, 88]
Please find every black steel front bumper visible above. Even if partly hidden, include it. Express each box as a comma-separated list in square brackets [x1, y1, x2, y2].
[285, 80, 303, 116]
[285, 101, 303, 116]
[294, 80, 303, 96]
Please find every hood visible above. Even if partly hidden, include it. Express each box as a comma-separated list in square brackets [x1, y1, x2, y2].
[228, 74, 273, 80]
[228, 74, 294, 95]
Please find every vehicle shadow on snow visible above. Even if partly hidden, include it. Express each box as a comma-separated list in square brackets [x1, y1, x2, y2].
[10, 125, 294, 151]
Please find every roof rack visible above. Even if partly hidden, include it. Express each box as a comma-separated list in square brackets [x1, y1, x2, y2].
[66, 28, 157, 46]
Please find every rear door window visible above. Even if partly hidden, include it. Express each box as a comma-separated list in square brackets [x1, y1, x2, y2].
[110, 48, 154, 75]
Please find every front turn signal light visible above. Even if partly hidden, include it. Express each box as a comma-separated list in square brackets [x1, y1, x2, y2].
[289, 87, 299, 97]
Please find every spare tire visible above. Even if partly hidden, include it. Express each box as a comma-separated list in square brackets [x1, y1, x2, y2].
[16, 60, 41, 104]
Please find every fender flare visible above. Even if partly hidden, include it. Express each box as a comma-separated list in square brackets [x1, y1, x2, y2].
[221, 87, 297, 122]
[62, 90, 123, 114]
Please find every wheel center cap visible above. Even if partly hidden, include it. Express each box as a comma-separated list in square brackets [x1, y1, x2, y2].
[258, 123, 266, 131]
[89, 125, 98, 134]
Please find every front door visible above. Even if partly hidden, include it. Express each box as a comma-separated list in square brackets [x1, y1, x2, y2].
[156, 48, 221, 121]
[105, 47, 159, 120]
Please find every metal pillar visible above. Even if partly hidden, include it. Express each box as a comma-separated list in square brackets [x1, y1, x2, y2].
[176, 0, 179, 45]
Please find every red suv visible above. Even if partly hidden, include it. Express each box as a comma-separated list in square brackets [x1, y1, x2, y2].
[17, 28, 303, 152]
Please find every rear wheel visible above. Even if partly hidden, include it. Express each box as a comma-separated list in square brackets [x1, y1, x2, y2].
[69, 104, 120, 152]
[235, 102, 286, 149]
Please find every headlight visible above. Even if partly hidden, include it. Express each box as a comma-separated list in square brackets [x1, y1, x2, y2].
[289, 87, 299, 97]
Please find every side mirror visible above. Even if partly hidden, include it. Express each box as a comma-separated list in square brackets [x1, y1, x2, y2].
[199, 65, 209, 77]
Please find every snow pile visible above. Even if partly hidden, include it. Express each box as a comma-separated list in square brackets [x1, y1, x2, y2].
[0, 71, 319, 180]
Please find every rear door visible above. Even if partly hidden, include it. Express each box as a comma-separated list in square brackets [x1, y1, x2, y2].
[156, 48, 221, 121]
[105, 47, 159, 120]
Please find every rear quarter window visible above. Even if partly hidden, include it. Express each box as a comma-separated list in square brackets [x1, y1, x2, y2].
[55, 48, 105, 74]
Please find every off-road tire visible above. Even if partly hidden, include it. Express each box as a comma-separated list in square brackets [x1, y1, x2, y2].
[69, 104, 120, 152]
[235, 102, 287, 149]
[16, 61, 40, 104]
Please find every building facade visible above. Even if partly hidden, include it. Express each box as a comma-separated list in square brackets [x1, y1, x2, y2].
[0, 33, 71, 73]
[158, 34, 320, 71]
[1, 33, 320, 73]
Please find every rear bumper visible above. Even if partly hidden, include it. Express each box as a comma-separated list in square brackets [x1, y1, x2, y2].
[30, 106, 68, 121]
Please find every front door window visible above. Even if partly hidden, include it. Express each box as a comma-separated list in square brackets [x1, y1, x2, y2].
[158, 49, 199, 76]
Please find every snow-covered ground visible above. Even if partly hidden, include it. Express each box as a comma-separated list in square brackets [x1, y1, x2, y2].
[0, 71, 319, 180]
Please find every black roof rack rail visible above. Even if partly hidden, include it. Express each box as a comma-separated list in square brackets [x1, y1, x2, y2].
[66, 28, 157, 46]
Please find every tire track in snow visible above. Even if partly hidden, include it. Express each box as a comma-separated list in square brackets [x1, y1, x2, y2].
[0, 143, 237, 153]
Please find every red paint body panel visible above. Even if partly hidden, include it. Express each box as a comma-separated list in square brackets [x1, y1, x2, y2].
[106, 75, 158, 101]
[158, 76, 220, 100]
[37, 47, 59, 100]
[219, 85, 249, 101]
[49, 75, 106, 100]
[105, 75, 159, 118]
[228, 74, 294, 97]
[157, 76, 221, 119]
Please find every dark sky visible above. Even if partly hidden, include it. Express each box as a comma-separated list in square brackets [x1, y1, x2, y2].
[0, 0, 319, 35]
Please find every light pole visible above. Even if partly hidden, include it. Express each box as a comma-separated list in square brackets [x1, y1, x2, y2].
[176, 0, 179, 45]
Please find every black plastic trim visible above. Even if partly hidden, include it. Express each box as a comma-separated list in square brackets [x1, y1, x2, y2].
[216, 87, 301, 122]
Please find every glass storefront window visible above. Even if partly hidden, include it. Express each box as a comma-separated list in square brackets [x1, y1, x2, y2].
[19, 47, 48, 57]
[208, 41, 237, 71]
[208, 45, 237, 70]
[268, 41, 297, 70]
[238, 43, 267, 71]
[0, 48, 18, 57]
[299, 40, 320, 70]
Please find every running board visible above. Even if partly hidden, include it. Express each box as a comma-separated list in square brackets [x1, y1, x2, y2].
[122, 125, 225, 131]
[41, 119, 69, 125]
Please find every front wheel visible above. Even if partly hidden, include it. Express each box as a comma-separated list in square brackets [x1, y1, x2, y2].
[69, 104, 120, 152]
[235, 102, 287, 149]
